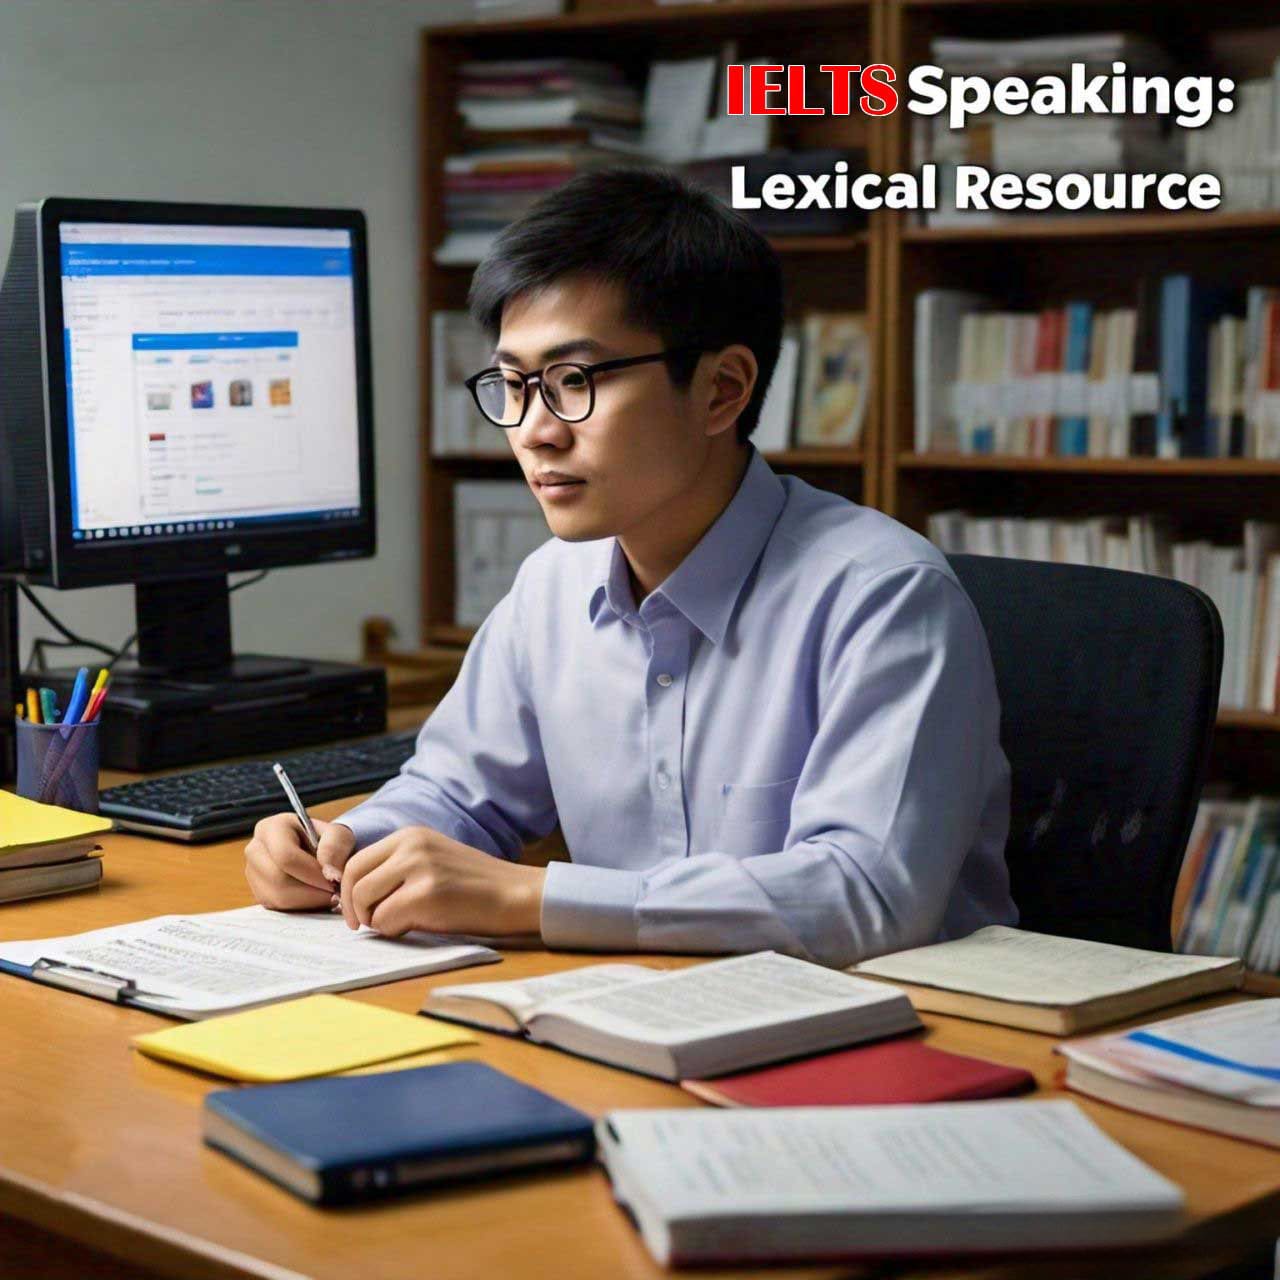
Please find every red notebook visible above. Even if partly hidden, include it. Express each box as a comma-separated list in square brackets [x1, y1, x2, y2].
[682, 1038, 1035, 1108]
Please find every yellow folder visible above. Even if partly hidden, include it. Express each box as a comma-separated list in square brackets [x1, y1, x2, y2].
[0, 791, 113, 853]
[133, 994, 475, 1082]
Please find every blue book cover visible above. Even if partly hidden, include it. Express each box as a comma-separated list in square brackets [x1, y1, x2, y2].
[1055, 302, 1092, 456]
[204, 1060, 595, 1204]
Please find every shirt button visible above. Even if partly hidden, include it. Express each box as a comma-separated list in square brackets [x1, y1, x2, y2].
[656, 673, 673, 687]
[656, 766, 671, 790]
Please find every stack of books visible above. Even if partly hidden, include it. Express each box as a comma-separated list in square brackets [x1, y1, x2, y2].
[0, 791, 111, 903]
[926, 515, 1280, 714]
[436, 58, 644, 265]
[913, 33, 1179, 230]
[915, 279, 1280, 460]
[1175, 796, 1280, 972]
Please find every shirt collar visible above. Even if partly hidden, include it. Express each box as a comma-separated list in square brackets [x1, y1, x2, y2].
[586, 446, 786, 645]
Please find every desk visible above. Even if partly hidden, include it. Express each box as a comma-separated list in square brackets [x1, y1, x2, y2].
[2, 808, 1279, 1279]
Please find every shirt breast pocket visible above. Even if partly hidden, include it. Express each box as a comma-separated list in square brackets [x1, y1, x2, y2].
[716, 774, 801, 854]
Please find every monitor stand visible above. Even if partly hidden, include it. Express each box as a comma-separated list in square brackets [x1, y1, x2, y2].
[29, 574, 387, 770]
[112, 575, 311, 689]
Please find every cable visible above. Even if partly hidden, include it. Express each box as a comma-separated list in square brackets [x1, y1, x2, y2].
[20, 570, 272, 672]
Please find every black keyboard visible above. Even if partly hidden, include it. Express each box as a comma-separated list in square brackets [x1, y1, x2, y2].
[98, 729, 419, 842]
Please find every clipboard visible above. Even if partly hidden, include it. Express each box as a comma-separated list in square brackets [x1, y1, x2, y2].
[0, 957, 161, 1005]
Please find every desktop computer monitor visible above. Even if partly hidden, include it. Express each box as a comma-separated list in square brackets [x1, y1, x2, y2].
[0, 199, 384, 768]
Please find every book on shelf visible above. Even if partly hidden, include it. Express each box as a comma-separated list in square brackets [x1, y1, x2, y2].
[848, 925, 1242, 1034]
[681, 1037, 1034, 1108]
[453, 481, 549, 629]
[926, 515, 1280, 714]
[431, 312, 505, 457]
[596, 1100, 1184, 1266]
[1174, 797, 1280, 972]
[795, 312, 870, 448]
[752, 323, 799, 454]
[914, 33, 1179, 230]
[421, 951, 921, 1081]
[913, 280, 1280, 461]
[204, 1062, 595, 1205]
[1058, 1000, 1280, 1148]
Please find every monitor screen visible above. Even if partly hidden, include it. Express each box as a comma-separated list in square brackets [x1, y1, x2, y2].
[58, 220, 364, 543]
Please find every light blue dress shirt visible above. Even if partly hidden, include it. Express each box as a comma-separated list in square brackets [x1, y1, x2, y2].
[338, 447, 1017, 967]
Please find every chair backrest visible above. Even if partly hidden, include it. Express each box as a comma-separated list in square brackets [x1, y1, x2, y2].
[947, 554, 1223, 952]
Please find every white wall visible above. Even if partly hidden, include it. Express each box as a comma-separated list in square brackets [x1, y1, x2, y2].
[1, 0, 473, 667]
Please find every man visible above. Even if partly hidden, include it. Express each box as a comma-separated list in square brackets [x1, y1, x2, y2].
[245, 167, 1016, 968]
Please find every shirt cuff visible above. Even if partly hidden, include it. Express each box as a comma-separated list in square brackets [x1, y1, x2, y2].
[540, 862, 643, 951]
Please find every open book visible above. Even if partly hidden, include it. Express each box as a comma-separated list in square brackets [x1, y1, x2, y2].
[850, 926, 1243, 1034]
[422, 951, 920, 1081]
[597, 1100, 1185, 1266]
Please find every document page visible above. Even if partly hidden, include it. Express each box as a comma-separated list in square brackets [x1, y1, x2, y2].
[0, 907, 497, 1015]
[600, 1099, 1183, 1215]
[432, 964, 657, 1022]
[853, 926, 1239, 1006]
[537, 951, 902, 1043]
[1107, 1000, 1280, 1106]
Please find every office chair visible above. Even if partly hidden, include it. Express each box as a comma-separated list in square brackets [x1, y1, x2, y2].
[946, 553, 1223, 952]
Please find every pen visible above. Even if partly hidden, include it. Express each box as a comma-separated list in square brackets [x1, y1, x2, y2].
[273, 762, 320, 854]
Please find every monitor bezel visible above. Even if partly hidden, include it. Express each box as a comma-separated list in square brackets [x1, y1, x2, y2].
[37, 196, 376, 589]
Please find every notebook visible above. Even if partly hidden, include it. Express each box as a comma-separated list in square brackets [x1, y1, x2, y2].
[0, 855, 102, 904]
[850, 926, 1243, 1034]
[596, 1100, 1185, 1265]
[681, 1037, 1034, 1107]
[0, 906, 499, 1019]
[133, 994, 476, 1081]
[204, 1061, 596, 1203]
[1059, 999, 1280, 1148]
[422, 951, 921, 1081]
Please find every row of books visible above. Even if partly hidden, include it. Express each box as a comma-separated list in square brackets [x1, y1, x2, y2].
[914, 280, 1280, 459]
[432, 309, 870, 459]
[912, 30, 1280, 225]
[1175, 796, 1280, 973]
[926, 514, 1280, 713]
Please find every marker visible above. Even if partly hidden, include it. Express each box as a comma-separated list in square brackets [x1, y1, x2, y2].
[272, 762, 320, 854]
[61, 667, 91, 729]
[14, 703, 23, 721]
[39, 688, 58, 725]
[26, 689, 40, 724]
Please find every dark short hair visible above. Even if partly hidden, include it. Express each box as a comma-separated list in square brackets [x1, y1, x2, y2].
[467, 167, 784, 443]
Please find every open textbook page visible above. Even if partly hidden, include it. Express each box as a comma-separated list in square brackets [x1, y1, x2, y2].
[596, 1099, 1185, 1265]
[851, 926, 1242, 1032]
[527, 951, 920, 1080]
[425, 963, 659, 1032]
[0, 907, 499, 1019]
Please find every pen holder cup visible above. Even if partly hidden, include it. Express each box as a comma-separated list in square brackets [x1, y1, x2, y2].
[15, 718, 101, 814]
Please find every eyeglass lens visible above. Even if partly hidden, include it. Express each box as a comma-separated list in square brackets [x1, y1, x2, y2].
[474, 363, 592, 426]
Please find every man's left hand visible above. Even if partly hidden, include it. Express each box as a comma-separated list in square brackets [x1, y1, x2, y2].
[337, 826, 546, 938]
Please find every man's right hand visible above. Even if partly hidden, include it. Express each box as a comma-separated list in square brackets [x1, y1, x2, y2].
[244, 814, 357, 911]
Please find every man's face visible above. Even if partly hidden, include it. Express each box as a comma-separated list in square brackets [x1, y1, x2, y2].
[493, 275, 711, 543]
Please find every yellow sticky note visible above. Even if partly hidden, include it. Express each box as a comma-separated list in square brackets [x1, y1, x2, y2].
[132, 995, 475, 1082]
[0, 791, 113, 852]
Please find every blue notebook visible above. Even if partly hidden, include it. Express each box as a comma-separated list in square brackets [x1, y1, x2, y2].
[203, 1061, 595, 1204]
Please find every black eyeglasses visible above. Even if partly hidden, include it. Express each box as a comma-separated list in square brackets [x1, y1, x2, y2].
[464, 345, 703, 429]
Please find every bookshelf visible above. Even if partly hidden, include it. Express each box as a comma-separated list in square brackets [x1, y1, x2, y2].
[419, 0, 883, 646]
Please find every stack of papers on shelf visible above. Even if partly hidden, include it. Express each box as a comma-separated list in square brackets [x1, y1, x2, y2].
[0, 906, 500, 1019]
[424, 951, 920, 1081]
[1059, 999, 1280, 1147]
[597, 1100, 1185, 1265]
[133, 994, 476, 1081]
[850, 926, 1243, 1033]
[0, 792, 112, 903]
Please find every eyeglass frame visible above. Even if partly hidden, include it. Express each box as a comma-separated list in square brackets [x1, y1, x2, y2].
[463, 344, 705, 429]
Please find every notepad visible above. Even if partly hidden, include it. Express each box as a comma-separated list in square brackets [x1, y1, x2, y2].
[133, 994, 476, 1081]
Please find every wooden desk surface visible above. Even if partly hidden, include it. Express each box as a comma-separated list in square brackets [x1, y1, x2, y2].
[1, 804, 1278, 1280]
